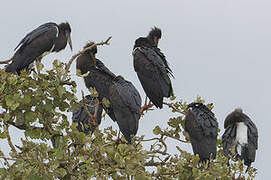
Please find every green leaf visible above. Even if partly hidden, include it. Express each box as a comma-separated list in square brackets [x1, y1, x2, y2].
[170, 95, 176, 101]
[0, 168, 6, 175]
[25, 111, 36, 123]
[55, 150, 64, 160]
[0, 132, 7, 138]
[76, 69, 89, 77]
[22, 95, 32, 104]
[89, 87, 99, 97]
[153, 126, 162, 135]
[102, 97, 110, 108]
[5, 95, 15, 108]
[0, 82, 6, 93]
[25, 128, 41, 139]
[55, 168, 67, 178]
[27, 174, 45, 180]
[8, 76, 18, 85]
[36, 61, 44, 72]
[57, 86, 66, 98]
[11, 102, 20, 111]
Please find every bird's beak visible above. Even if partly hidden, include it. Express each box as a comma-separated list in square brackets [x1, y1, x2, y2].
[67, 34, 73, 51]
[154, 38, 160, 46]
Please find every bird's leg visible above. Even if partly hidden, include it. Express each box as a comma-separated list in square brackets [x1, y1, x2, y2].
[144, 96, 148, 106]
[88, 115, 97, 126]
[148, 99, 153, 106]
[36, 57, 43, 74]
[140, 96, 148, 113]
[114, 131, 121, 142]
[92, 98, 99, 125]
[140, 96, 154, 114]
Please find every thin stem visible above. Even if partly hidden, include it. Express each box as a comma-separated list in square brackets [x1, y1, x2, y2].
[0, 56, 14, 64]
[62, 36, 112, 80]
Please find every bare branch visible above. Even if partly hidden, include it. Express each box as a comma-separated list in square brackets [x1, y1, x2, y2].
[140, 137, 160, 142]
[163, 102, 186, 115]
[63, 36, 112, 80]
[4, 124, 17, 153]
[162, 132, 189, 144]
[0, 56, 14, 64]
[0, 156, 17, 161]
[7, 121, 27, 130]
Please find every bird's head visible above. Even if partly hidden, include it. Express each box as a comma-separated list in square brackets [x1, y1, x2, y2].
[148, 27, 162, 47]
[224, 108, 244, 128]
[84, 41, 98, 56]
[59, 22, 72, 51]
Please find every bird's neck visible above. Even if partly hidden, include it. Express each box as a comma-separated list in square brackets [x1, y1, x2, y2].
[53, 32, 67, 52]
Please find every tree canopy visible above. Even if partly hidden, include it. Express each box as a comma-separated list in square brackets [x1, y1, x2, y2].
[0, 39, 257, 179]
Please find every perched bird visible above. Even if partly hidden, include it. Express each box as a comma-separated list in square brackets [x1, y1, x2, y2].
[76, 42, 142, 143]
[133, 27, 173, 109]
[222, 108, 258, 172]
[184, 103, 218, 162]
[72, 95, 103, 134]
[6, 22, 72, 74]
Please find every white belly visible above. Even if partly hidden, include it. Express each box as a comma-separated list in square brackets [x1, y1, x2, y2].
[235, 122, 248, 155]
[236, 122, 248, 145]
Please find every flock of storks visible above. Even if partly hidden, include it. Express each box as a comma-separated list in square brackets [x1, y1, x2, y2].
[3, 22, 258, 171]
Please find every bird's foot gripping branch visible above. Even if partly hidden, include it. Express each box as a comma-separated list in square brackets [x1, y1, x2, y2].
[0, 39, 257, 179]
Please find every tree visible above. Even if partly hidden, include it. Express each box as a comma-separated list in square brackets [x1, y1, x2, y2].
[0, 39, 257, 180]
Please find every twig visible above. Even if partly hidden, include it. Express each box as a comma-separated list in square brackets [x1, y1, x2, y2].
[59, 80, 76, 87]
[4, 124, 16, 153]
[163, 102, 186, 115]
[63, 36, 112, 80]
[0, 56, 14, 64]
[0, 156, 17, 161]
[140, 137, 160, 142]
[145, 155, 171, 167]
[162, 132, 189, 143]
[140, 104, 154, 116]
[7, 121, 27, 130]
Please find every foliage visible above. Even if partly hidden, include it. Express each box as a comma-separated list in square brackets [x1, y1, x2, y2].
[0, 48, 257, 180]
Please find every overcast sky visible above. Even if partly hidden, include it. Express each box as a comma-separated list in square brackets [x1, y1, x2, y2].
[0, 0, 269, 178]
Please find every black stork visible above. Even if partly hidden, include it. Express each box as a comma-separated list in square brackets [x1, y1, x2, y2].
[184, 103, 218, 162]
[222, 108, 258, 172]
[132, 27, 173, 109]
[72, 95, 103, 134]
[6, 22, 72, 74]
[76, 42, 141, 143]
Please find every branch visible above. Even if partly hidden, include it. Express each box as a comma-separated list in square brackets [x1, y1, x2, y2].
[6, 121, 27, 130]
[140, 104, 154, 116]
[145, 155, 170, 167]
[4, 124, 17, 153]
[163, 102, 186, 115]
[59, 80, 76, 87]
[162, 132, 189, 144]
[0, 56, 14, 64]
[0, 156, 17, 161]
[140, 137, 160, 142]
[63, 36, 112, 80]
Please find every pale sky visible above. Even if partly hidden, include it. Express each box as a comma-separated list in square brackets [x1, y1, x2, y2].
[0, 0, 269, 179]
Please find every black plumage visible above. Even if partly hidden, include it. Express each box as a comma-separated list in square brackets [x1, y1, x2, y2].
[184, 103, 218, 162]
[6, 22, 72, 74]
[76, 42, 141, 143]
[133, 27, 173, 108]
[72, 95, 103, 134]
[222, 109, 258, 171]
